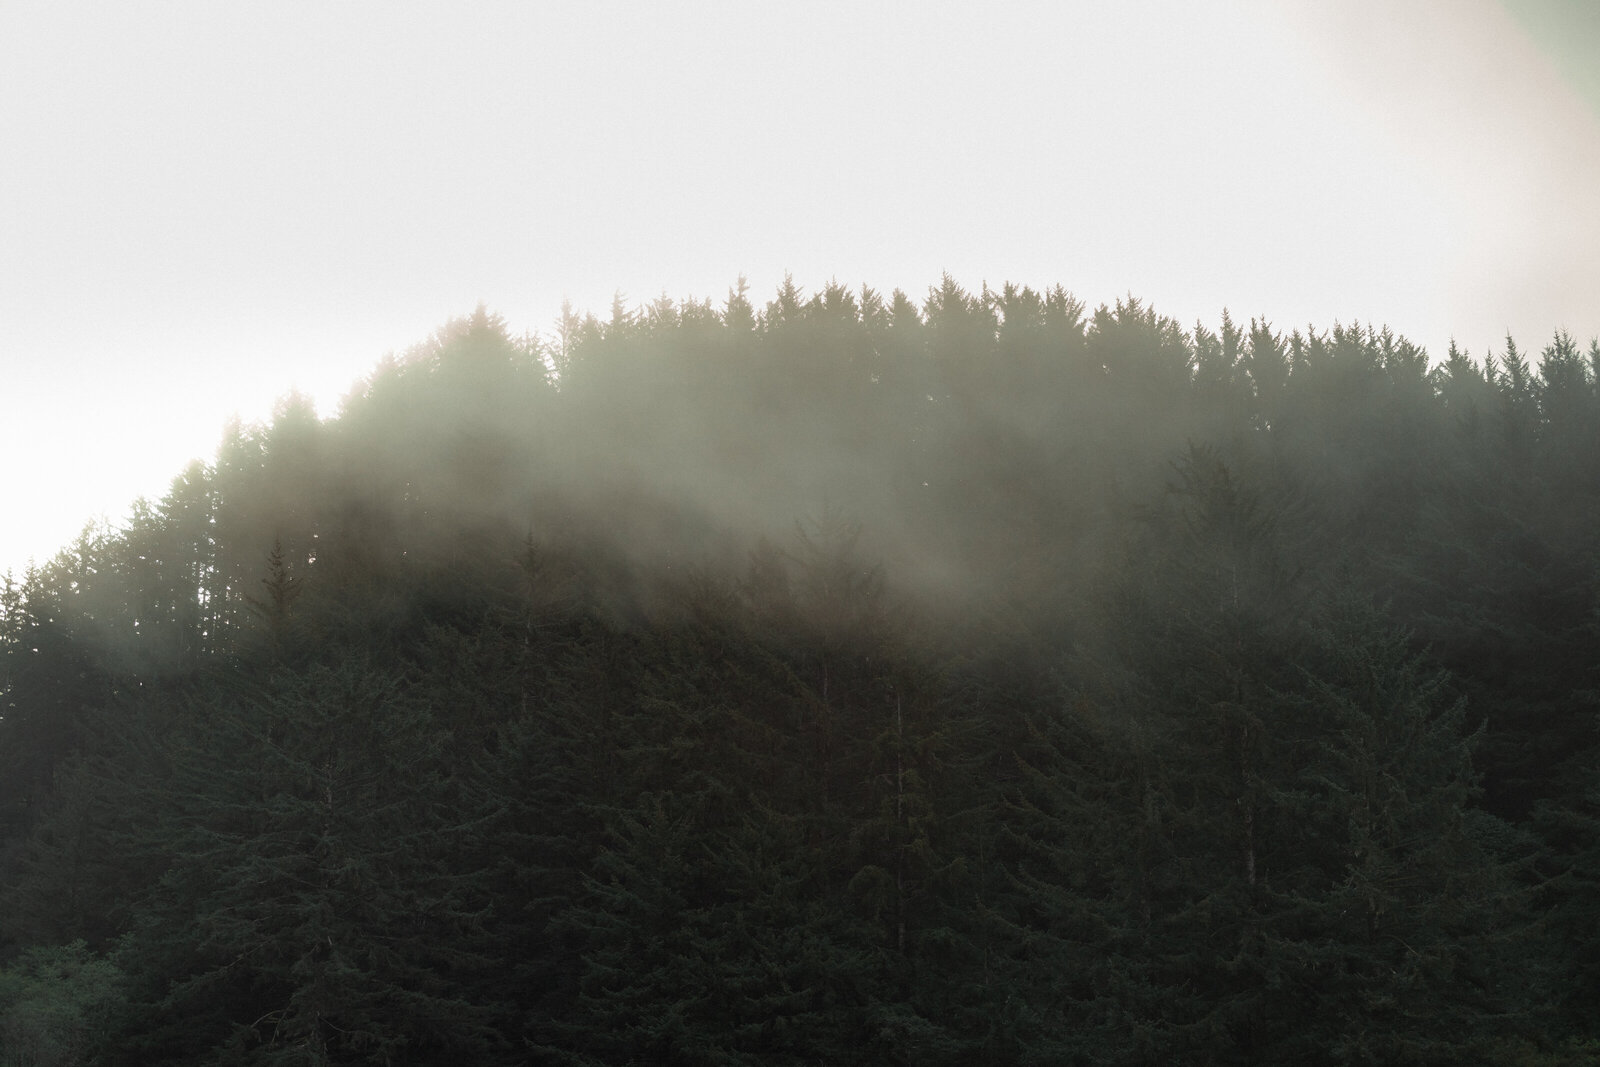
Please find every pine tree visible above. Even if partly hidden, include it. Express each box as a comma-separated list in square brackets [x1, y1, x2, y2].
[1255, 596, 1530, 1064]
[113, 651, 505, 1064]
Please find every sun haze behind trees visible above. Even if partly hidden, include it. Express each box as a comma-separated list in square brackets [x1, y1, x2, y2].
[1, 280, 1599, 1063]
[6, 1, 1600, 585]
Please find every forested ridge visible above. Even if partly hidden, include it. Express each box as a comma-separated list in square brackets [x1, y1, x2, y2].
[2, 278, 1598, 1064]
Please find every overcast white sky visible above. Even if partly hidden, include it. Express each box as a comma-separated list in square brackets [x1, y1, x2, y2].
[2, 0, 1598, 577]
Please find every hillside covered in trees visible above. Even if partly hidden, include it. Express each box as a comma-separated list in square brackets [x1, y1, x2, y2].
[2, 278, 1599, 1064]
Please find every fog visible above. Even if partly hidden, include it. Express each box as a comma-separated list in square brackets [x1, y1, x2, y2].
[6, 277, 1600, 1061]
[5, 0, 1600, 579]
[0, 275, 1552, 680]
[6, 4, 1600, 1058]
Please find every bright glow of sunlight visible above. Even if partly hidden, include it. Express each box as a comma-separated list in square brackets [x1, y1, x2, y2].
[1, 0, 1596, 574]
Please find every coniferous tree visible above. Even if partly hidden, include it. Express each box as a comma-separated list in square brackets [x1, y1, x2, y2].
[1254, 596, 1530, 1064]
[3, 282, 1596, 1061]
[112, 651, 505, 1065]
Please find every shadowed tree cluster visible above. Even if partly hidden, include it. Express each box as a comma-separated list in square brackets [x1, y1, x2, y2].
[1, 284, 1598, 1063]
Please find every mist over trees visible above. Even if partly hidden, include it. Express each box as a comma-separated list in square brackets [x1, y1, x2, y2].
[2, 279, 1598, 1064]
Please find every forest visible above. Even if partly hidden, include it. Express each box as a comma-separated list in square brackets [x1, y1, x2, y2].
[1, 277, 1598, 1064]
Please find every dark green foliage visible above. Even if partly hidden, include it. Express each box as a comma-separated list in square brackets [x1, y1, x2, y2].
[1253, 598, 1525, 1064]
[0, 940, 126, 1067]
[107, 654, 506, 1065]
[2, 281, 1597, 1062]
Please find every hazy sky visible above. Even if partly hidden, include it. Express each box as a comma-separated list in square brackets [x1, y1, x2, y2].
[3, 0, 1598, 577]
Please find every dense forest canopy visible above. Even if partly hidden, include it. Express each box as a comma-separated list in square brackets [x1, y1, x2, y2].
[1, 278, 1598, 1064]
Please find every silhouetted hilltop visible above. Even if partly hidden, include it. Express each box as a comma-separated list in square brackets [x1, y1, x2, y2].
[1, 280, 1597, 1064]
